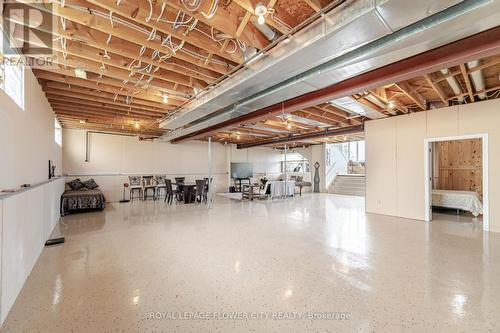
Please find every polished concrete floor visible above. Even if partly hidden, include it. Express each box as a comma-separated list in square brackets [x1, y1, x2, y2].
[2, 194, 499, 332]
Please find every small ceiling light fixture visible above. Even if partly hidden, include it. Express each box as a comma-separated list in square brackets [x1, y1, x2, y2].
[388, 100, 395, 109]
[286, 122, 292, 130]
[162, 94, 169, 104]
[135, 121, 140, 129]
[79, 119, 86, 124]
[257, 14, 265, 25]
[254, 2, 267, 25]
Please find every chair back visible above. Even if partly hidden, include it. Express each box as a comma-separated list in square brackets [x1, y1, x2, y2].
[203, 178, 211, 194]
[195, 179, 205, 196]
[143, 175, 154, 186]
[155, 175, 166, 185]
[175, 177, 185, 183]
[165, 179, 173, 195]
[129, 176, 141, 186]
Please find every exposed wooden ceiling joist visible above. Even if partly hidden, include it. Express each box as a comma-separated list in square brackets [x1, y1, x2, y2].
[84, 0, 244, 64]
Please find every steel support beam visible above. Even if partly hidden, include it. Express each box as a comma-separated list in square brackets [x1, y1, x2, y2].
[172, 26, 500, 144]
[236, 125, 364, 149]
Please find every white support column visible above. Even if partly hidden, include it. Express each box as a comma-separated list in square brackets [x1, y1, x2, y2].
[284, 144, 287, 199]
[207, 137, 213, 208]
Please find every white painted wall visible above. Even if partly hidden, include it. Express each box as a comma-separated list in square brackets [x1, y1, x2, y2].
[365, 99, 500, 232]
[63, 130, 313, 201]
[0, 69, 63, 324]
[1, 178, 64, 323]
[0, 69, 62, 189]
[62, 129, 229, 202]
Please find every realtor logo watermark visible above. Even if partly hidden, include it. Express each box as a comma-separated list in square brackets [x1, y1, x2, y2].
[2, 1, 55, 67]
[145, 311, 352, 321]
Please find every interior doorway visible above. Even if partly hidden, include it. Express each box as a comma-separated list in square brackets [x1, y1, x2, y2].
[424, 134, 489, 231]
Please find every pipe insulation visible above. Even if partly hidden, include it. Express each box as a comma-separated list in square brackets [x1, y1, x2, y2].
[467, 60, 486, 99]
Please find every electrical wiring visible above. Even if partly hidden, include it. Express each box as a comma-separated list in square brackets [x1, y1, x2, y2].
[109, 10, 114, 28]
[185, 18, 199, 35]
[146, 0, 153, 22]
[201, 0, 219, 19]
[109, 0, 246, 58]
[157, 1, 167, 22]
[53, 1, 242, 99]
[147, 28, 157, 41]
[181, 0, 202, 12]
[60, 17, 66, 30]
[270, 11, 292, 30]
[223, 39, 238, 54]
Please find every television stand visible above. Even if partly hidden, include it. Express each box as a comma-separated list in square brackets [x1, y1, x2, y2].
[234, 178, 250, 193]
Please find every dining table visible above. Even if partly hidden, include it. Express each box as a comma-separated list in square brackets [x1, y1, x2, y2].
[173, 182, 197, 204]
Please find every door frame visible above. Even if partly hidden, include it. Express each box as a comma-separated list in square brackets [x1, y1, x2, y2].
[424, 133, 489, 231]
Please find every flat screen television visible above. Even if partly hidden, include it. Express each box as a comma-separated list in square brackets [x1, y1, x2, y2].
[231, 163, 253, 179]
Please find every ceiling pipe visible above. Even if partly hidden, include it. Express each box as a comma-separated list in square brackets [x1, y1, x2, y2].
[252, 21, 277, 41]
[171, 26, 500, 144]
[236, 124, 364, 149]
[467, 60, 486, 99]
[440, 68, 463, 101]
[163, 0, 499, 139]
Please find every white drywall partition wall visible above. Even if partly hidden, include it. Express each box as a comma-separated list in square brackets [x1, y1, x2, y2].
[365, 99, 500, 232]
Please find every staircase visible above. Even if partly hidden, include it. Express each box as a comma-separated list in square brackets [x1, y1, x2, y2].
[329, 174, 365, 196]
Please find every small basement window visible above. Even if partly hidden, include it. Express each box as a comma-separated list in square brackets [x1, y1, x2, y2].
[0, 31, 25, 110]
[55, 119, 62, 146]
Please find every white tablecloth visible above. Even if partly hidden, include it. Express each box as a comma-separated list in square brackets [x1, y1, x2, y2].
[432, 190, 483, 217]
[264, 180, 295, 198]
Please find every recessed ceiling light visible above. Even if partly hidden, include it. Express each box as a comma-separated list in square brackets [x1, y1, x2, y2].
[388, 100, 395, 109]
[162, 94, 169, 104]
[79, 119, 86, 124]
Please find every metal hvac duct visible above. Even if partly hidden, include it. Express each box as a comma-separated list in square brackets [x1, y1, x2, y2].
[252, 21, 277, 41]
[467, 60, 487, 99]
[160, 0, 500, 142]
[440, 68, 463, 101]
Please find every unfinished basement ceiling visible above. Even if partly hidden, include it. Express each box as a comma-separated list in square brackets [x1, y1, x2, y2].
[6, 0, 325, 136]
[6, 0, 500, 145]
[159, 0, 500, 142]
[207, 54, 500, 148]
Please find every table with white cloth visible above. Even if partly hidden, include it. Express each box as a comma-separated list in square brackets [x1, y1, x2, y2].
[263, 180, 295, 199]
[432, 189, 483, 217]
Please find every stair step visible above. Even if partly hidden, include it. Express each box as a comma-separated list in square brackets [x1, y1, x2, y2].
[329, 175, 366, 197]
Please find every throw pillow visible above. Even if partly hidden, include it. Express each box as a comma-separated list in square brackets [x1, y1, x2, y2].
[83, 179, 99, 190]
[68, 178, 84, 190]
